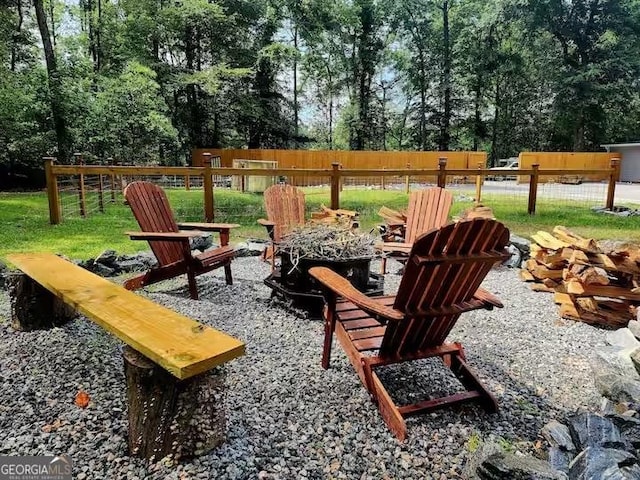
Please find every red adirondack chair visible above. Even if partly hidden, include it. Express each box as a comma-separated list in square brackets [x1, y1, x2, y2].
[378, 187, 453, 273]
[257, 184, 306, 269]
[123, 181, 238, 300]
[310, 218, 509, 440]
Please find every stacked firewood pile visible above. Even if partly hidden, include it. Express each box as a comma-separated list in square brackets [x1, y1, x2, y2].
[521, 226, 640, 328]
[310, 205, 359, 229]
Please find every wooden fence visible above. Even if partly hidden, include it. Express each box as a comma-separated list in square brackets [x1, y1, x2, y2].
[518, 152, 619, 183]
[192, 149, 487, 185]
[44, 157, 621, 225]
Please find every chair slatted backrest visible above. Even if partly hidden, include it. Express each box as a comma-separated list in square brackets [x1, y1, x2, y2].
[264, 184, 306, 241]
[382, 219, 509, 357]
[124, 181, 186, 267]
[404, 188, 454, 244]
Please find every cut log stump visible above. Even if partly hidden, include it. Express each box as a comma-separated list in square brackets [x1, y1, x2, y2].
[7, 272, 75, 331]
[123, 346, 226, 461]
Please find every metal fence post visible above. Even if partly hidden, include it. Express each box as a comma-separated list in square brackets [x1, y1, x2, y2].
[44, 157, 61, 225]
[528, 164, 540, 215]
[437, 157, 447, 188]
[331, 162, 341, 209]
[606, 157, 621, 210]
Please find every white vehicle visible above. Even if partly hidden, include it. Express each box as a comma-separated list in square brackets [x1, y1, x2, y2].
[488, 159, 519, 180]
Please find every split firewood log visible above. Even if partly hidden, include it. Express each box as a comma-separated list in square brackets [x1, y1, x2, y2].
[552, 226, 600, 253]
[562, 264, 609, 286]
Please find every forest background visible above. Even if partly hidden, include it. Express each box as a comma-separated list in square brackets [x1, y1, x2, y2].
[2, 0, 640, 187]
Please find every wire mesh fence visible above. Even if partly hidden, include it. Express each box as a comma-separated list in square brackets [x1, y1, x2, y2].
[48, 161, 619, 246]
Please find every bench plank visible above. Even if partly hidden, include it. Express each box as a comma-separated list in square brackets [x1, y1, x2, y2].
[7, 253, 245, 380]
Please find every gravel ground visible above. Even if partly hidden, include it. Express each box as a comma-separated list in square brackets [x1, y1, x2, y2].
[0, 257, 606, 479]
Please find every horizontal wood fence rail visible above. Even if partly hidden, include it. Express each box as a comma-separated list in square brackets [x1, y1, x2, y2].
[44, 157, 620, 225]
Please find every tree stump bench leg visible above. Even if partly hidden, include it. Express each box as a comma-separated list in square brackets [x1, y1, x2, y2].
[7, 272, 75, 331]
[122, 346, 227, 461]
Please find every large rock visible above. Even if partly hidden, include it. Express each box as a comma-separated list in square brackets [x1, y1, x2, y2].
[543, 421, 576, 452]
[568, 413, 625, 451]
[510, 234, 531, 255]
[608, 414, 640, 450]
[549, 447, 575, 474]
[190, 233, 213, 252]
[592, 349, 640, 404]
[628, 321, 640, 340]
[476, 452, 566, 479]
[607, 329, 640, 350]
[95, 249, 118, 267]
[234, 240, 268, 258]
[567, 447, 638, 480]
[0, 259, 7, 289]
[502, 244, 523, 268]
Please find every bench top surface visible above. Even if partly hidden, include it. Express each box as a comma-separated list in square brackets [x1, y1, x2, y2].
[8, 253, 245, 380]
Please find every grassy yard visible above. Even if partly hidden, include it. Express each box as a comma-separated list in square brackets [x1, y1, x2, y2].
[1, 188, 639, 262]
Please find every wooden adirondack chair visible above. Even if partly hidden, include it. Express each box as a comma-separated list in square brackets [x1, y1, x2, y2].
[257, 184, 306, 269]
[310, 218, 509, 441]
[123, 181, 239, 300]
[378, 187, 453, 274]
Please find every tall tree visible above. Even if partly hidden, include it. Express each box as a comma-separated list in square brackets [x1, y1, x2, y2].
[33, 0, 70, 161]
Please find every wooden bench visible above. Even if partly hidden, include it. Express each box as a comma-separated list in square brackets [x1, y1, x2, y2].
[7, 253, 245, 460]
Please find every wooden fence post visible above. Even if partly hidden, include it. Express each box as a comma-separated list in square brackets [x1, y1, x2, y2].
[606, 157, 621, 210]
[405, 163, 411, 193]
[108, 157, 116, 203]
[475, 161, 483, 205]
[97, 158, 105, 213]
[437, 157, 447, 188]
[74, 153, 86, 217]
[203, 162, 214, 222]
[44, 157, 61, 225]
[528, 164, 540, 215]
[331, 162, 340, 210]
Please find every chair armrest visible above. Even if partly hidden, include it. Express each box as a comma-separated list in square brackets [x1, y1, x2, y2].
[385, 221, 405, 229]
[309, 267, 404, 321]
[473, 287, 503, 308]
[257, 219, 276, 227]
[257, 219, 277, 241]
[177, 222, 240, 232]
[376, 241, 412, 254]
[126, 231, 201, 241]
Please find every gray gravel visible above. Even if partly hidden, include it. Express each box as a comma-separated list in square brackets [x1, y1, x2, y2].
[0, 257, 606, 479]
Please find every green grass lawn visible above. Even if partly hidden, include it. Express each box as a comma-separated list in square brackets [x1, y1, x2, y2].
[1, 188, 639, 262]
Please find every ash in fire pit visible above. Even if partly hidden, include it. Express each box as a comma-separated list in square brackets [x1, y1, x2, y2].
[264, 224, 384, 314]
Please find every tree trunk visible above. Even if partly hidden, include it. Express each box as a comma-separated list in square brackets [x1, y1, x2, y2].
[440, 0, 451, 151]
[11, 0, 24, 72]
[123, 346, 226, 460]
[7, 273, 75, 331]
[293, 24, 299, 147]
[473, 78, 482, 151]
[33, 0, 70, 162]
[490, 77, 501, 165]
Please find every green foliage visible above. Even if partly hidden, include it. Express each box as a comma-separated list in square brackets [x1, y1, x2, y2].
[2, 0, 640, 182]
[83, 62, 179, 163]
